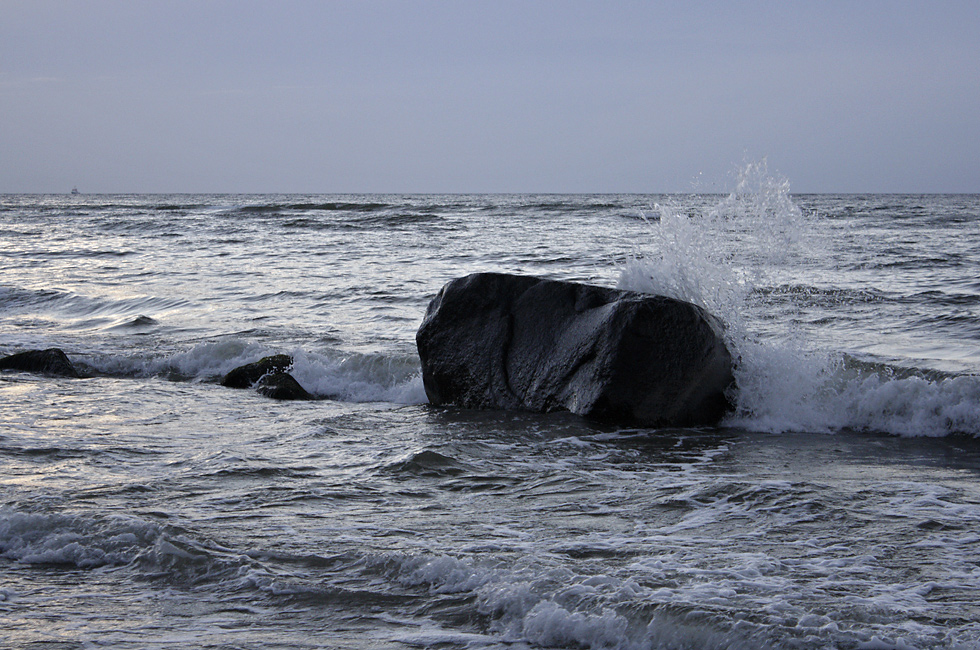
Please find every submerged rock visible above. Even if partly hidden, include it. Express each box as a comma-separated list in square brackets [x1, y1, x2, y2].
[254, 372, 314, 401]
[416, 272, 734, 427]
[0, 348, 81, 378]
[221, 354, 294, 389]
[127, 315, 157, 327]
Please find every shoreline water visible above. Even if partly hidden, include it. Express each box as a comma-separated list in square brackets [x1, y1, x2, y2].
[2, 188, 979, 648]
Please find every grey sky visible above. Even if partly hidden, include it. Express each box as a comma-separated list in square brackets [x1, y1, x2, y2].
[2, 1, 978, 193]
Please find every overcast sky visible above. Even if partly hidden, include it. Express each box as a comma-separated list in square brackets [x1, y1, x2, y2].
[2, 1, 978, 193]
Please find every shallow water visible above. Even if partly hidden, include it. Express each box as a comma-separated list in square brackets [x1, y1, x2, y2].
[2, 183, 980, 648]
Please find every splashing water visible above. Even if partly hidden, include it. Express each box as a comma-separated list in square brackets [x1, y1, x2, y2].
[619, 160, 808, 323]
[618, 160, 834, 431]
[618, 160, 980, 436]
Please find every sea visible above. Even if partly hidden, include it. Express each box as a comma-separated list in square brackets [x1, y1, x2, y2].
[2, 165, 980, 649]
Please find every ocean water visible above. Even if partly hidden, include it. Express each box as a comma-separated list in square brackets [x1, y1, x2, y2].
[2, 171, 980, 649]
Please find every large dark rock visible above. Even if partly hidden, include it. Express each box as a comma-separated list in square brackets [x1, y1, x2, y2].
[0, 348, 81, 378]
[416, 273, 734, 427]
[221, 354, 294, 388]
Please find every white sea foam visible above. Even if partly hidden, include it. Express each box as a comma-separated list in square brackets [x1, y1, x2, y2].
[0, 510, 160, 568]
[160, 338, 268, 378]
[365, 474, 980, 649]
[289, 349, 427, 404]
[619, 161, 980, 437]
[79, 338, 428, 405]
[520, 601, 627, 649]
[382, 550, 778, 649]
[0, 509, 279, 592]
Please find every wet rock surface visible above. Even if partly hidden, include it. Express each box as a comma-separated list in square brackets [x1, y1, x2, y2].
[416, 273, 734, 427]
[221, 354, 295, 389]
[0, 348, 81, 378]
[254, 372, 314, 401]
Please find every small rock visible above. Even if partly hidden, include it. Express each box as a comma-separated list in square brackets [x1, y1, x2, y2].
[0, 348, 81, 378]
[255, 372, 314, 400]
[221, 354, 294, 388]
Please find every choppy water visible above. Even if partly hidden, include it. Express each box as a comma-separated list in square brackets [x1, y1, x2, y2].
[2, 170, 980, 649]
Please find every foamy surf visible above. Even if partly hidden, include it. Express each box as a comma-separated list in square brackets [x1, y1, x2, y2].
[0, 509, 287, 594]
[75, 339, 428, 405]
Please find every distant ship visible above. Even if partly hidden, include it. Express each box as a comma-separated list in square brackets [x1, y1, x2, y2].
[70, 187, 80, 195]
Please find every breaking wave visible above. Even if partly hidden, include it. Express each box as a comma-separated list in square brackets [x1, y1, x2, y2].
[619, 160, 980, 437]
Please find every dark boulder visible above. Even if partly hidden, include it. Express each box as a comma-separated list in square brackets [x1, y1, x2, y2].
[255, 372, 314, 401]
[0, 348, 81, 378]
[221, 354, 294, 388]
[416, 273, 734, 427]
